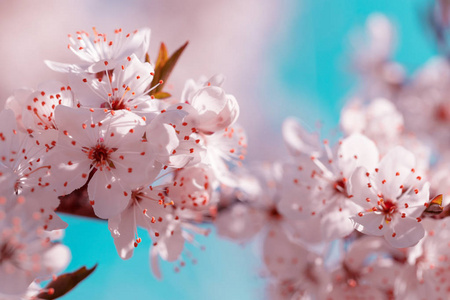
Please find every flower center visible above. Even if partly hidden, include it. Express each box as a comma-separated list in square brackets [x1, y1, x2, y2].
[0, 242, 16, 265]
[267, 206, 283, 221]
[84, 142, 115, 169]
[110, 99, 128, 110]
[435, 103, 450, 123]
[333, 178, 348, 197]
[380, 199, 397, 222]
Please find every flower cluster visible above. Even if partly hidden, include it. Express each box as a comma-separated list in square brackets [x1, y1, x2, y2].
[213, 13, 450, 299]
[0, 27, 245, 297]
[3, 8, 450, 299]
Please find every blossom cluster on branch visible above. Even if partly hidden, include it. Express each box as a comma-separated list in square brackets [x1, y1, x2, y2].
[0, 27, 245, 298]
[2, 5, 450, 300]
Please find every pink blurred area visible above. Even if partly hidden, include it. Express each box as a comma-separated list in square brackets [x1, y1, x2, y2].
[0, 0, 294, 160]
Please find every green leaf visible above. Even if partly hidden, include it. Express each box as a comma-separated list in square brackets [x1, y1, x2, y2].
[153, 92, 172, 99]
[37, 265, 97, 299]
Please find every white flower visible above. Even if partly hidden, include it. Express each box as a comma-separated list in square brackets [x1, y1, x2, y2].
[396, 218, 450, 299]
[108, 176, 170, 260]
[45, 27, 151, 73]
[181, 78, 239, 135]
[70, 54, 157, 116]
[169, 164, 218, 211]
[350, 147, 429, 248]
[278, 133, 379, 241]
[49, 106, 156, 219]
[0, 196, 70, 296]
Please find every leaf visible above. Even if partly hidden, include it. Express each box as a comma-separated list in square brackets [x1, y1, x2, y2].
[149, 41, 189, 96]
[153, 92, 172, 99]
[154, 43, 169, 71]
[424, 194, 444, 216]
[37, 265, 98, 299]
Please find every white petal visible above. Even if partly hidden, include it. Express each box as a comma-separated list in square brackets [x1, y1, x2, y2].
[337, 133, 379, 179]
[282, 117, 321, 157]
[384, 217, 425, 248]
[351, 212, 385, 236]
[88, 171, 130, 219]
[375, 146, 415, 199]
[108, 207, 136, 260]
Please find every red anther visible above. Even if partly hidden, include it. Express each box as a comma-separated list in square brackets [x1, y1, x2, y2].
[379, 225, 383, 230]
[396, 172, 400, 176]
[159, 80, 164, 84]
[48, 288, 55, 295]
[358, 212, 363, 217]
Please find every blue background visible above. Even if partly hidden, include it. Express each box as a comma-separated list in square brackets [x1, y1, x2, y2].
[61, 1, 437, 299]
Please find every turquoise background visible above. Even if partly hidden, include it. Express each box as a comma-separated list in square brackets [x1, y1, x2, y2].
[61, 1, 437, 299]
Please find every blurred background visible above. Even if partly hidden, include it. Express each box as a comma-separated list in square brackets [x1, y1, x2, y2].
[0, 0, 438, 299]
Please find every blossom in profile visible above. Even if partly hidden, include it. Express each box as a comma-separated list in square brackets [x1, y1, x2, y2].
[45, 27, 151, 73]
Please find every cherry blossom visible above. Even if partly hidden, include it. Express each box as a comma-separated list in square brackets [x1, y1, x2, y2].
[45, 27, 151, 73]
[350, 147, 429, 247]
[278, 132, 379, 241]
[49, 106, 156, 219]
[0, 196, 70, 296]
[70, 54, 158, 117]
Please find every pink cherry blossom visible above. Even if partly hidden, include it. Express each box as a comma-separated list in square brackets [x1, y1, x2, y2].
[350, 147, 429, 247]
[45, 27, 151, 73]
[278, 133, 379, 241]
[70, 54, 158, 116]
[50, 106, 156, 219]
[0, 195, 70, 296]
